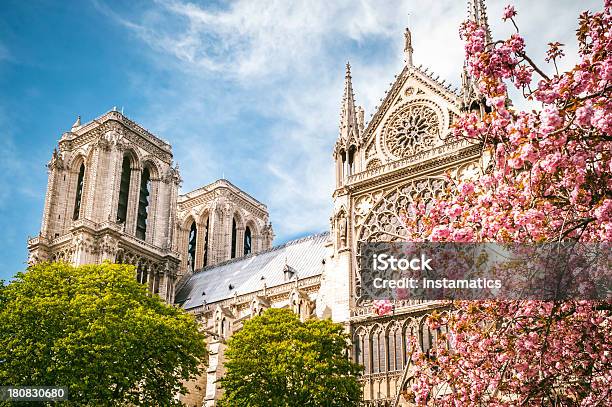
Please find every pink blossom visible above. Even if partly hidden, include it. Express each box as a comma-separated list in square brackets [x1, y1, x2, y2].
[448, 204, 463, 218]
[540, 107, 562, 133]
[372, 299, 393, 316]
[431, 225, 451, 241]
[502, 5, 517, 21]
[594, 199, 612, 222]
[575, 104, 593, 126]
[406, 3, 612, 405]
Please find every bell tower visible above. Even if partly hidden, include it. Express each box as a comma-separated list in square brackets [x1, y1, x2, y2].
[28, 110, 182, 302]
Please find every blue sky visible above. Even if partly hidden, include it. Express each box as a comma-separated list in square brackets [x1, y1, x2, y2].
[0, 0, 599, 281]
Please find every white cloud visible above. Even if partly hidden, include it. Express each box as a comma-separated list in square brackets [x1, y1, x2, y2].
[102, 0, 602, 242]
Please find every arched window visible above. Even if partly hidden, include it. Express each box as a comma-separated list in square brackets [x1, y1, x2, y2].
[203, 217, 210, 267]
[395, 326, 403, 371]
[354, 335, 362, 366]
[221, 317, 228, 337]
[372, 330, 382, 373]
[363, 336, 371, 374]
[116, 156, 131, 223]
[405, 324, 416, 365]
[421, 320, 433, 353]
[136, 168, 151, 240]
[348, 146, 356, 176]
[244, 226, 252, 255]
[388, 328, 395, 371]
[230, 218, 237, 258]
[187, 221, 197, 272]
[72, 163, 85, 220]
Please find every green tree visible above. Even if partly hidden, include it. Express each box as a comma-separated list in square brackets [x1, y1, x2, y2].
[0, 262, 207, 406]
[219, 308, 362, 407]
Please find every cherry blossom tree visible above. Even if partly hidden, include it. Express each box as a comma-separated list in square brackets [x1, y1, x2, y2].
[378, 2, 612, 405]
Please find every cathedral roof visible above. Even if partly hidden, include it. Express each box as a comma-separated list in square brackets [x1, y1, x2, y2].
[175, 232, 329, 310]
[178, 178, 268, 211]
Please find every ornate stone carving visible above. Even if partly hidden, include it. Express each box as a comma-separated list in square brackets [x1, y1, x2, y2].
[383, 103, 440, 158]
[338, 212, 347, 247]
[47, 149, 64, 170]
[162, 163, 182, 185]
[354, 177, 450, 304]
[365, 158, 381, 170]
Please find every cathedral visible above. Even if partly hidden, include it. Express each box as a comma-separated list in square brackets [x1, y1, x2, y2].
[27, 1, 492, 405]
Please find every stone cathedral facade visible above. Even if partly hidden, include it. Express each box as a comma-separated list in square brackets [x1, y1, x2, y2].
[28, 2, 492, 405]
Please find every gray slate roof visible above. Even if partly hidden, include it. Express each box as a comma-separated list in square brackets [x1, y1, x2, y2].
[175, 232, 330, 310]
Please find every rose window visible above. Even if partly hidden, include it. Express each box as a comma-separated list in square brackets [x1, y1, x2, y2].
[384, 104, 440, 157]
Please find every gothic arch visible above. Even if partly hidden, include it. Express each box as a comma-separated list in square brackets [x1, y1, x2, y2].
[244, 218, 259, 236]
[141, 156, 162, 179]
[67, 153, 86, 171]
[122, 148, 140, 168]
[232, 209, 244, 229]
[243, 218, 258, 254]
[369, 323, 386, 374]
[354, 177, 450, 304]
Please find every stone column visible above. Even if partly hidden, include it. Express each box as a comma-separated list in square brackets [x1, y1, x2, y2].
[236, 227, 245, 258]
[83, 146, 101, 220]
[147, 178, 160, 244]
[41, 161, 60, 239]
[126, 167, 142, 236]
[105, 142, 123, 224]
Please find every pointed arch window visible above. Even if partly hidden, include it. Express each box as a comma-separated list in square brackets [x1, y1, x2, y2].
[230, 218, 237, 258]
[116, 156, 131, 223]
[72, 163, 85, 220]
[363, 336, 371, 374]
[354, 334, 364, 366]
[203, 217, 210, 267]
[348, 146, 356, 176]
[244, 226, 252, 255]
[136, 168, 151, 240]
[395, 326, 403, 371]
[372, 331, 380, 373]
[187, 221, 197, 272]
[421, 321, 432, 353]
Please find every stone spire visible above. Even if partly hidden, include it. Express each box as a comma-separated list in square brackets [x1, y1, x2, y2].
[339, 62, 359, 142]
[461, 0, 491, 113]
[468, 0, 492, 45]
[404, 27, 414, 66]
[71, 115, 81, 132]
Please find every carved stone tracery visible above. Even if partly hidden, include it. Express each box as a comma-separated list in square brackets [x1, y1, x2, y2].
[354, 177, 449, 305]
[383, 103, 441, 159]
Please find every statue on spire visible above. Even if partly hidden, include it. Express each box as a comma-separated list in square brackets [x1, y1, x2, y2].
[404, 27, 414, 66]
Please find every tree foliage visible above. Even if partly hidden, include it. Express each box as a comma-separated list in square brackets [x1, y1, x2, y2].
[219, 308, 362, 407]
[385, 2, 612, 405]
[0, 262, 207, 406]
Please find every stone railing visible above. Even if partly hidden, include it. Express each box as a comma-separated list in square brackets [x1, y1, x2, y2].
[346, 139, 474, 185]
